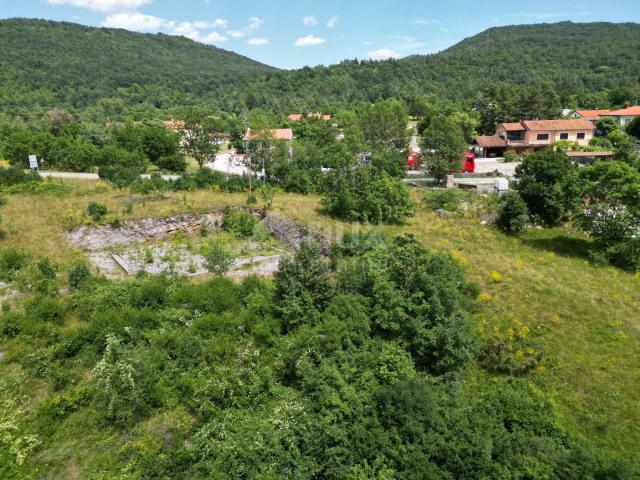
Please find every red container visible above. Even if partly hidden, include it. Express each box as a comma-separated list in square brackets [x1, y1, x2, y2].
[463, 152, 475, 173]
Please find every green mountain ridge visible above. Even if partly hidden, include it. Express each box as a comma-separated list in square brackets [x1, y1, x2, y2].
[244, 21, 640, 110]
[1, 19, 639, 118]
[0, 18, 274, 116]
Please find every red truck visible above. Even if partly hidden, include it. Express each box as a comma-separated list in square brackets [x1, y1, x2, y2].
[407, 150, 475, 173]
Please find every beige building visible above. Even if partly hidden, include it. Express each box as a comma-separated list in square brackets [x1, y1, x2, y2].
[474, 119, 595, 158]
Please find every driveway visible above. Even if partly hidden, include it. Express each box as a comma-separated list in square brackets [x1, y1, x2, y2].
[474, 159, 519, 178]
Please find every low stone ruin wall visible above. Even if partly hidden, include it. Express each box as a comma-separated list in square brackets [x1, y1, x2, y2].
[66, 213, 224, 251]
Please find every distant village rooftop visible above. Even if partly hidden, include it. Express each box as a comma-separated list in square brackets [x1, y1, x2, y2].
[244, 128, 293, 142]
[287, 113, 331, 121]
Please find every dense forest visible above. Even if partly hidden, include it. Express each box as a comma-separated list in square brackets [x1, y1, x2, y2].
[1, 19, 639, 121]
[0, 18, 273, 120]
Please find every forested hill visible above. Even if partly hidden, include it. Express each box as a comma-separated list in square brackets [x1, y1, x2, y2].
[1, 19, 640, 119]
[0, 18, 274, 117]
[244, 22, 640, 111]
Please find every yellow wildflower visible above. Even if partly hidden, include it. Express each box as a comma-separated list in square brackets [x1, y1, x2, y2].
[490, 271, 503, 282]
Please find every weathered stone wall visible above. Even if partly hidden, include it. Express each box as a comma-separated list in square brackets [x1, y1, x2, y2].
[262, 214, 330, 254]
[66, 213, 223, 251]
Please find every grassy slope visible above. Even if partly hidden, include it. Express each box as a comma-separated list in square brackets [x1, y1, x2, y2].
[1, 182, 639, 464]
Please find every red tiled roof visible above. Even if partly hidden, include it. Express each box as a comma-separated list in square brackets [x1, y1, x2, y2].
[608, 106, 640, 116]
[474, 135, 507, 148]
[501, 122, 525, 131]
[575, 109, 611, 119]
[163, 120, 185, 129]
[244, 128, 293, 141]
[522, 119, 595, 131]
[288, 113, 331, 121]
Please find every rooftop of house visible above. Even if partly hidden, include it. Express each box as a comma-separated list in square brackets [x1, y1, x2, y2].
[244, 128, 293, 142]
[607, 105, 640, 116]
[501, 122, 526, 131]
[474, 135, 507, 148]
[163, 120, 185, 129]
[499, 119, 595, 132]
[522, 119, 595, 131]
[287, 113, 331, 121]
[575, 109, 612, 119]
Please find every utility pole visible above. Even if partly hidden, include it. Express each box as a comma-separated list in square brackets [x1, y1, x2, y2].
[242, 109, 252, 197]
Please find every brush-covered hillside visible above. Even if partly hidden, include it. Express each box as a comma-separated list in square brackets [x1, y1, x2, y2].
[0, 18, 275, 116]
[1, 20, 639, 117]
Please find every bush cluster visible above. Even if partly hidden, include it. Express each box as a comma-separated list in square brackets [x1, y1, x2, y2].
[322, 166, 414, 224]
[221, 207, 257, 238]
[0, 237, 633, 478]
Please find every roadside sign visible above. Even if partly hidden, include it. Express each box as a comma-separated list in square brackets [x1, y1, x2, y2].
[28, 154, 38, 169]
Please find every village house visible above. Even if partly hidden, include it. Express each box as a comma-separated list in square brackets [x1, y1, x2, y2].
[606, 105, 640, 127]
[569, 109, 612, 124]
[287, 113, 331, 121]
[163, 119, 186, 130]
[570, 106, 640, 127]
[473, 119, 595, 158]
[244, 128, 294, 156]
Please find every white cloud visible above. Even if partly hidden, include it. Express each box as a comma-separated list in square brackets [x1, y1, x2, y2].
[47, 0, 150, 12]
[303, 16, 317, 26]
[248, 16, 263, 29]
[171, 19, 227, 35]
[200, 31, 228, 43]
[326, 16, 337, 28]
[368, 48, 399, 60]
[211, 18, 228, 29]
[103, 11, 164, 30]
[247, 37, 269, 46]
[294, 35, 325, 47]
[227, 16, 263, 38]
[413, 19, 440, 25]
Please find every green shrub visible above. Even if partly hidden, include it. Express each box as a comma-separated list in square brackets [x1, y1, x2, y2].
[98, 165, 140, 188]
[155, 153, 187, 172]
[515, 149, 577, 226]
[37, 257, 57, 280]
[68, 263, 91, 290]
[0, 249, 29, 281]
[0, 167, 41, 186]
[283, 169, 314, 194]
[423, 189, 475, 212]
[322, 166, 414, 224]
[24, 296, 66, 325]
[251, 222, 271, 242]
[503, 151, 519, 163]
[222, 207, 257, 238]
[87, 202, 108, 222]
[495, 193, 529, 234]
[203, 240, 234, 276]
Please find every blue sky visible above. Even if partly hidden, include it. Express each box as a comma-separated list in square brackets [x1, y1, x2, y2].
[1, 0, 639, 69]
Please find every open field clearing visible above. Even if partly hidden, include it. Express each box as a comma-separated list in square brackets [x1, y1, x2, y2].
[1, 179, 638, 459]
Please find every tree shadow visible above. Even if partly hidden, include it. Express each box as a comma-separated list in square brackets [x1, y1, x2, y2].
[521, 234, 593, 260]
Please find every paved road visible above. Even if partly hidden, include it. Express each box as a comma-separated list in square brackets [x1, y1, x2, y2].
[39, 171, 181, 181]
